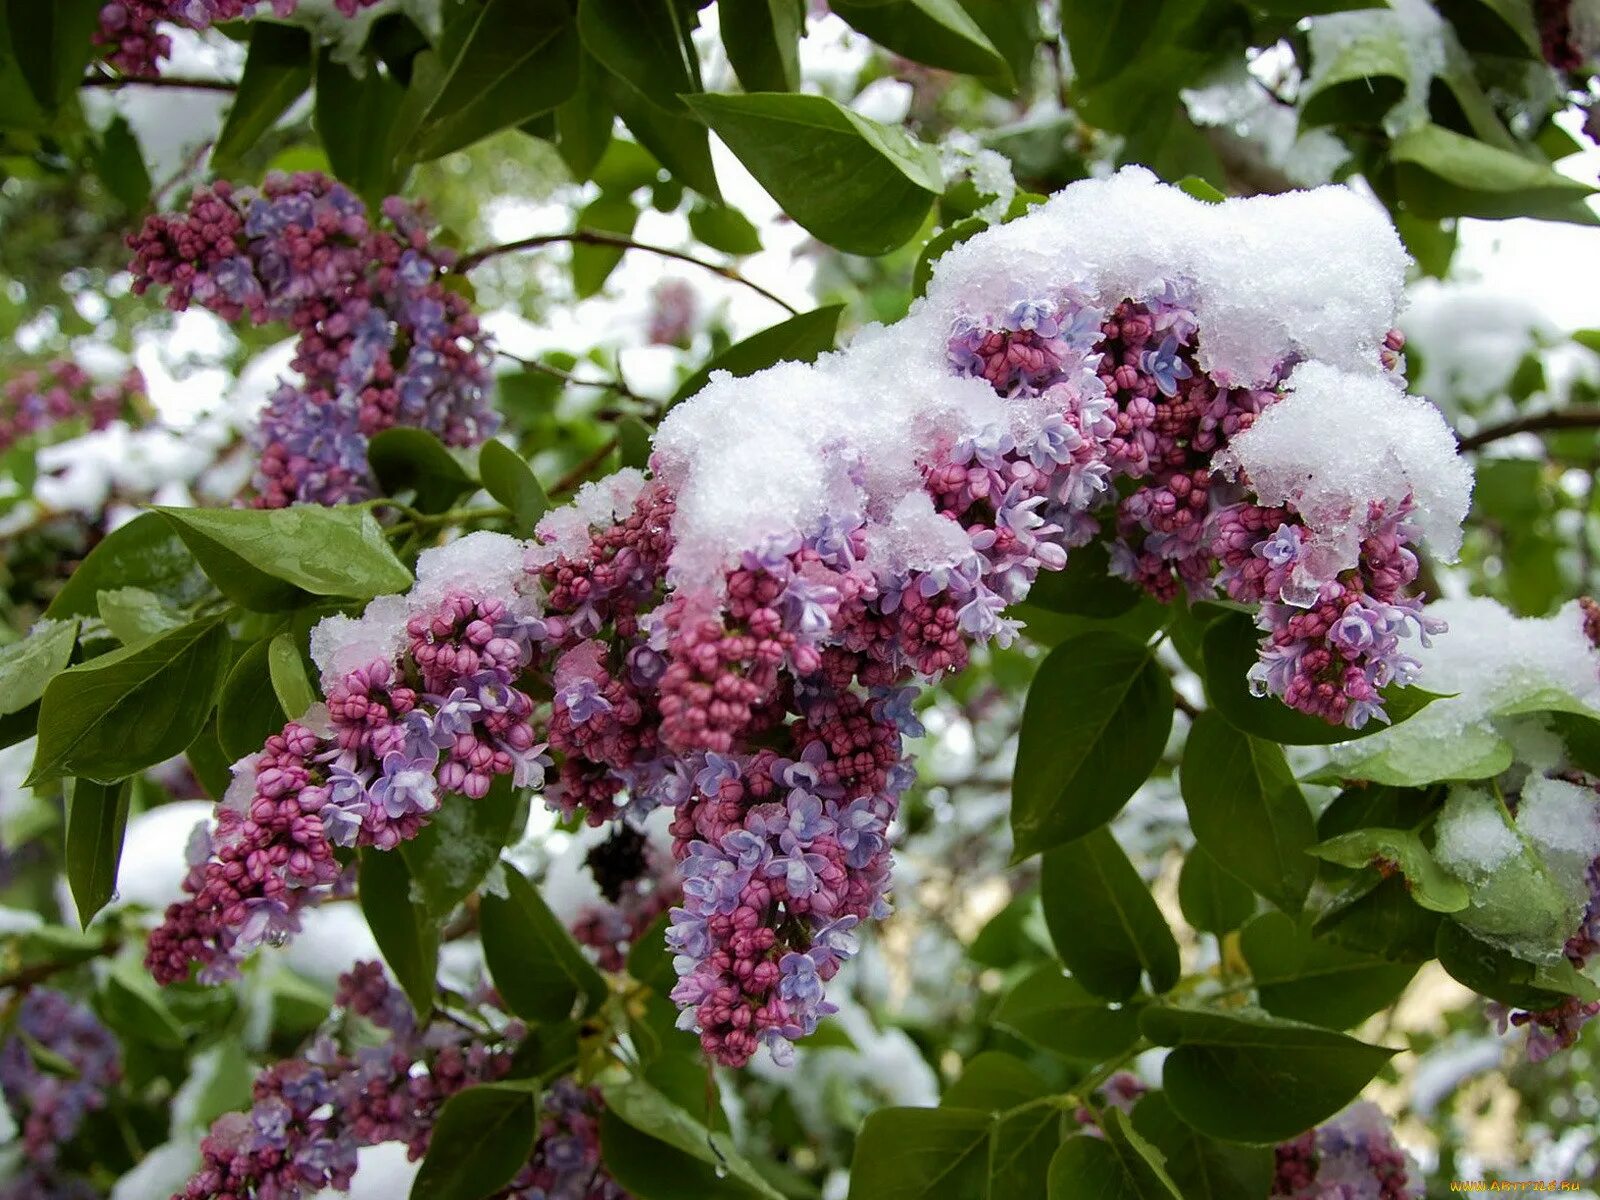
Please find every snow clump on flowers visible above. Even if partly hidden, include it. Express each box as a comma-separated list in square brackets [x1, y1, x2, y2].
[152, 169, 1472, 1066]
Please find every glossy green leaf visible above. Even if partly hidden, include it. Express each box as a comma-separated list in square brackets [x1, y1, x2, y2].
[481, 865, 607, 1023]
[401, 779, 519, 921]
[1432, 0, 1540, 56]
[215, 24, 313, 170]
[412, 1080, 541, 1200]
[688, 202, 763, 255]
[92, 115, 153, 213]
[65, 777, 131, 927]
[1308, 828, 1468, 913]
[314, 50, 406, 204]
[617, 415, 653, 470]
[268, 633, 318, 722]
[578, 0, 701, 114]
[479, 440, 550, 535]
[1012, 634, 1172, 857]
[1434, 919, 1585, 1011]
[1048, 1110, 1182, 1200]
[359, 847, 437, 1019]
[942, 1050, 1050, 1111]
[685, 92, 942, 256]
[101, 961, 187, 1049]
[1176, 844, 1257, 936]
[573, 195, 639, 298]
[943, 1052, 1058, 1199]
[412, 0, 579, 160]
[1301, 28, 1407, 127]
[6, 0, 99, 113]
[96, 586, 184, 647]
[29, 619, 231, 786]
[1024, 542, 1141, 619]
[1180, 711, 1316, 914]
[217, 639, 288, 761]
[368, 428, 476, 514]
[993, 964, 1144, 1060]
[46, 512, 204, 620]
[831, 0, 1009, 85]
[602, 1078, 785, 1200]
[1140, 1005, 1397, 1143]
[1041, 828, 1180, 1001]
[0, 618, 78, 716]
[610, 80, 721, 200]
[1392, 124, 1599, 225]
[1240, 911, 1419, 1029]
[721, 0, 802, 92]
[847, 1106, 992, 1200]
[670, 304, 844, 406]
[1130, 1092, 1274, 1200]
[157, 505, 412, 610]
[1314, 874, 1442, 962]
[555, 49, 615, 180]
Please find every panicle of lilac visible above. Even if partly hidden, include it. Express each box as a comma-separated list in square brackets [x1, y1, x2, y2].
[1270, 1103, 1422, 1199]
[647, 279, 698, 347]
[0, 989, 122, 1195]
[953, 286, 1440, 729]
[96, 1, 380, 78]
[146, 589, 545, 985]
[0, 361, 145, 454]
[173, 962, 517, 1200]
[127, 172, 495, 507]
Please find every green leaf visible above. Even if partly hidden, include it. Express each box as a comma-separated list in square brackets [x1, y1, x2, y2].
[684, 92, 942, 256]
[1011, 634, 1173, 857]
[157, 506, 412, 610]
[1041, 828, 1180, 1000]
[1313, 874, 1442, 962]
[1176, 844, 1257, 936]
[943, 1052, 1058, 1200]
[268, 633, 318, 721]
[314, 49, 406, 204]
[914, 216, 988, 298]
[617, 415, 653, 470]
[578, 0, 701, 114]
[609, 79, 721, 200]
[411, 0, 579, 160]
[217, 639, 288, 761]
[480, 865, 607, 1023]
[943, 1051, 1050, 1111]
[65, 777, 131, 927]
[1201, 611, 1438, 745]
[555, 50, 615, 180]
[830, 0, 1010, 86]
[1130, 1093, 1274, 1200]
[1240, 911, 1419, 1029]
[215, 24, 313, 171]
[847, 1106, 992, 1200]
[1301, 28, 1407, 127]
[1432, 0, 1540, 57]
[1048, 1110, 1182, 1200]
[1140, 1005, 1397, 1143]
[29, 619, 231, 786]
[688, 202, 763, 255]
[1392, 124, 1599, 225]
[412, 1080, 541, 1200]
[1180, 711, 1317, 914]
[1308, 828, 1468, 913]
[1058, 0, 1166, 89]
[478, 441, 550, 535]
[92, 115, 153, 214]
[993, 964, 1143, 1060]
[96, 586, 184, 647]
[1024, 542, 1141, 619]
[573, 195, 640, 297]
[359, 847, 438, 1019]
[401, 779, 520, 920]
[101, 962, 187, 1049]
[1176, 175, 1226, 203]
[721, 0, 802, 92]
[367, 427, 476, 514]
[1434, 920, 1580, 1011]
[602, 1078, 786, 1200]
[6, 0, 100, 113]
[0, 618, 78, 716]
[46, 512, 203, 620]
[670, 305, 845, 406]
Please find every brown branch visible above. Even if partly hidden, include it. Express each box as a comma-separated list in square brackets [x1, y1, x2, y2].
[496, 349, 647, 405]
[1455, 408, 1600, 452]
[458, 229, 799, 315]
[82, 74, 238, 93]
[552, 438, 620, 496]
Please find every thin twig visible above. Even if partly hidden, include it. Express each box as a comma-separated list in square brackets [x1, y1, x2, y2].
[552, 438, 620, 496]
[457, 229, 799, 315]
[1456, 408, 1600, 451]
[496, 349, 646, 404]
[82, 74, 238, 93]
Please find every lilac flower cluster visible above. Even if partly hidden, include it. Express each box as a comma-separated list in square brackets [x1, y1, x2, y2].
[176, 962, 517, 1200]
[1271, 1103, 1422, 1199]
[1, 361, 145, 455]
[146, 583, 547, 985]
[501, 1079, 632, 1200]
[128, 172, 495, 507]
[950, 295, 1439, 729]
[0, 988, 122, 1200]
[97, 1, 379, 78]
